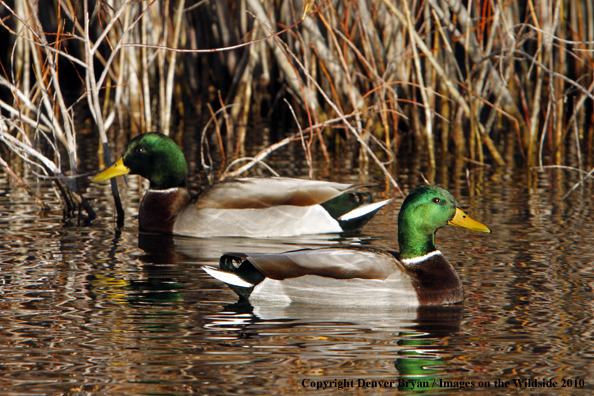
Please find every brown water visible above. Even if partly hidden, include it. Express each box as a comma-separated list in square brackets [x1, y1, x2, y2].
[1, 144, 594, 394]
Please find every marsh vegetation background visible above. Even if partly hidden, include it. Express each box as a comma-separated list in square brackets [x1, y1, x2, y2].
[1, 0, 594, 214]
[3, 3, 594, 393]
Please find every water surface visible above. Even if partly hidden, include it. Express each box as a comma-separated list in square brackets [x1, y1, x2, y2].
[1, 152, 594, 394]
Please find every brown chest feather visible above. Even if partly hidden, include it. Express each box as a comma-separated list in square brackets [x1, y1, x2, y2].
[405, 254, 464, 305]
[138, 188, 191, 234]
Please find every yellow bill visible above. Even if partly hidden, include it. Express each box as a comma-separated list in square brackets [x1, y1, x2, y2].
[92, 157, 130, 182]
[448, 207, 491, 233]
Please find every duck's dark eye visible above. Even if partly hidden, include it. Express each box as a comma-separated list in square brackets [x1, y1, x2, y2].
[432, 197, 441, 204]
[136, 147, 145, 153]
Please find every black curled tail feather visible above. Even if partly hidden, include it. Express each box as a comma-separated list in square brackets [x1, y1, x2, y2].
[354, 191, 373, 205]
[219, 253, 266, 293]
[220, 253, 250, 271]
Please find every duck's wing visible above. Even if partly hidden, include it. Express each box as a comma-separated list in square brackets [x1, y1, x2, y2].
[210, 247, 406, 285]
[194, 177, 374, 209]
[245, 247, 405, 280]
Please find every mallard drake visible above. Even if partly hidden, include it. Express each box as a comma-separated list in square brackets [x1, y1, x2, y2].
[203, 185, 491, 306]
[92, 133, 391, 237]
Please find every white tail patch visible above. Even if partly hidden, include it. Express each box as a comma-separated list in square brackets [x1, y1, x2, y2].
[202, 266, 254, 288]
[339, 199, 393, 221]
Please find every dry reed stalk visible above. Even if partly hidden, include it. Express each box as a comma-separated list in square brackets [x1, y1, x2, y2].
[200, 104, 238, 183]
[526, 0, 545, 166]
[472, 1, 506, 166]
[207, 102, 227, 167]
[0, 118, 95, 218]
[573, 103, 584, 190]
[103, 3, 132, 133]
[141, 8, 153, 132]
[25, 0, 77, 170]
[228, 28, 260, 159]
[13, 0, 30, 105]
[402, 0, 435, 169]
[81, 0, 158, 222]
[464, 0, 478, 164]
[246, 0, 318, 110]
[285, 98, 314, 179]
[162, 0, 185, 136]
[276, 28, 402, 194]
[314, 8, 366, 160]
[392, 0, 503, 165]
[1, 2, 67, 147]
[217, 92, 234, 165]
[4, 0, 594, 213]
[157, 0, 169, 135]
[83, 0, 124, 223]
[0, 77, 53, 133]
[385, 2, 469, 114]
[0, 0, 104, 218]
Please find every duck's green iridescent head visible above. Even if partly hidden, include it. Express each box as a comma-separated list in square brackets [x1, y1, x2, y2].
[92, 133, 188, 190]
[398, 185, 490, 259]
